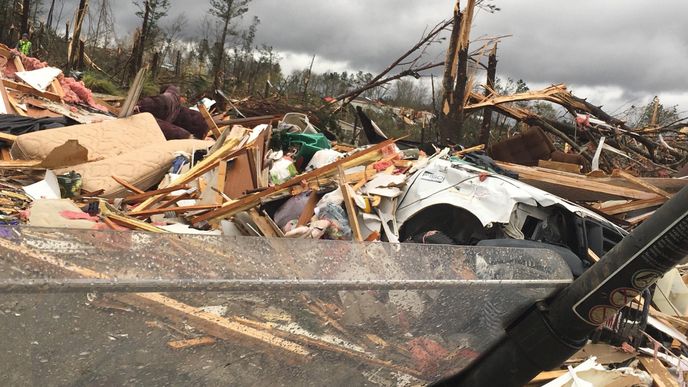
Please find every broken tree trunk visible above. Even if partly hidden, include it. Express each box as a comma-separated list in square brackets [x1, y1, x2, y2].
[68, 0, 89, 73]
[438, 0, 462, 144]
[478, 43, 498, 146]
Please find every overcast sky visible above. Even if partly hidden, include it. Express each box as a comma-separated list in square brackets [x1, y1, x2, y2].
[67, 0, 688, 115]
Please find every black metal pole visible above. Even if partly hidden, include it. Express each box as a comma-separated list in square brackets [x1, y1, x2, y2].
[434, 185, 688, 386]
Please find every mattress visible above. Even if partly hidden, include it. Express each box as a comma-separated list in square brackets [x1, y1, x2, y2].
[10, 113, 165, 161]
[55, 139, 213, 198]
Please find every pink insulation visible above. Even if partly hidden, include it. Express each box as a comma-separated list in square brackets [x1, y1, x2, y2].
[5, 49, 108, 112]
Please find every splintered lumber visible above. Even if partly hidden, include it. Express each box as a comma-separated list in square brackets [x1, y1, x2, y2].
[455, 144, 485, 156]
[638, 357, 680, 387]
[132, 127, 247, 212]
[338, 166, 363, 241]
[248, 208, 279, 237]
[167, 337, 216, 350]
[0, 236, 310, 358]
[191, 138, 397, 225]
[123, 185, 189, 204]
[602, 197, 666, 216]
[127, 204, 220, 218]
[198, 103, 222, 138]
[112, 176, 145, 194]
[119, 67, 148, 118]
[2, 79, 63, 102]
[613, 169, 672, 199]
[106, 212, 170, 233]
[496, 161, 661, 201]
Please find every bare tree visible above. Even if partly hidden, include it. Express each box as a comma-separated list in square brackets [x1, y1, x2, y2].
[208, 0, 251, 98]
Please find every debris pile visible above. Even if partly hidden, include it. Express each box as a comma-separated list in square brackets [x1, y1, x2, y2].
[1, 46, 688, 386]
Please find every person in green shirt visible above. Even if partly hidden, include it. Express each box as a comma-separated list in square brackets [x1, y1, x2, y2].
[16, 33, 32, 56]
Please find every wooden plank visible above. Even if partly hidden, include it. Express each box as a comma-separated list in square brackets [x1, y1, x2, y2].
[112, 176, 145, 194]
[602, 197, 666, 216]
[538, 159, 582, 174]
[627, 211, 656, 225]
[248, 208, 279, 237]
[0, 148, 11, 161]
[528, 369, 567, 384]
[338, 165, 363, 241]
[50, 79, 64, 99]
[0, 236, 309, 358]
[297, 192, 319, 227]
[0, 159, 41, 168]
[119, 67, 148, 118]
[127, 204, 220, 218]
[587, 248, 600, 264]
[123, 185, 189, 204]
[106, 212, 170, 233]
[167, 337, 216, 350]
[639, 357, 680, 387]
[191, 138, 396, 225]
[198, 103, 222, 138]
[614, 169, 672, 199]
[216, 160, 228, 204]
[497, 161, 661, 201]
[2, 79, 63, 102]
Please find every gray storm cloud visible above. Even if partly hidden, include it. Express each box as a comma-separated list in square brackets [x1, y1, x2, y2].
[60, 0, 687, 103]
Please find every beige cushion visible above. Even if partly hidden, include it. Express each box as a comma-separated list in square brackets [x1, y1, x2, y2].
[55, 139, 213, 198]
[11, 113, 165, 161]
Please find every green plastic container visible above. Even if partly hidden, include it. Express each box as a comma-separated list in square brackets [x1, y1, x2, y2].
[285, 133, 331, 167]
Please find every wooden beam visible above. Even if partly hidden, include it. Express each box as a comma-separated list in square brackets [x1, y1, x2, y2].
[2, 79, 63, 102]
[497, 161, 661, 201]
[602, 197, 666, 216]
[613, 169, 672, 199]
[638, 357, 680, 387]
[123, 185, 188, 204]
[338, 166, 363, 241]
[198, 103, 222, 138]
[119, 67, 148, 118]
[191, 138, 396, 225]
[127, 204, 220, 218]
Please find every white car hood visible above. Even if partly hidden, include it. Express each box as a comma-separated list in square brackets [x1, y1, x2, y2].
[396, 155, 624, 233]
